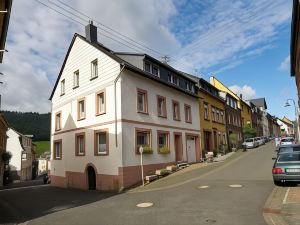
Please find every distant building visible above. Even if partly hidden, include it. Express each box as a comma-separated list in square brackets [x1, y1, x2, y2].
[6, 128, 34, 181]
[38, 151, 50, 175]
[281, 117, 295, 136]
[0, 114, 8, 186]
[249, 98, 269, 136]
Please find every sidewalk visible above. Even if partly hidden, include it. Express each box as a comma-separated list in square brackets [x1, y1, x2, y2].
[264, 186, 300, 225]
[0, 177, 44, 190]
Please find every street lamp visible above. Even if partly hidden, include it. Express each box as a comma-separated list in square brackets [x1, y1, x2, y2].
[284, 99, 300, 142]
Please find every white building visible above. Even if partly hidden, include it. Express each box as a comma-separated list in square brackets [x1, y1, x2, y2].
[49, 23, 201, 191]
[6, 128, 33, 181]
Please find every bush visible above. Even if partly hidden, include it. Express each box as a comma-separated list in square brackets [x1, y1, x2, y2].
[159, 146, 170, 154]
[2, 151, 12, 163]
[160, 169, 169, 177]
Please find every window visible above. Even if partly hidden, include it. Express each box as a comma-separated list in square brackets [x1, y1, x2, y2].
[73, 70, 79, 88]
[96, 90, 106, 115]
[77, 98, 86, 120]
[61, 79, 65, 95]
[228, 114, 231, 124]
[168, 74, 179, 86]
[144, 62, 151, 73]
[75, 133, 85, 156]
[55, 112, 61, 131]
[152, 65, 159, 76]
[186, 82, 195, 92]
[157, 131, 169, 153]
[135, 128, 151, 154]
[94, 129, 109, 155]
[172, 100, 180, 121]
[185, 104, 192, 123]
[212, 107, 216, 122]
[220, 111, 224, 124]
[204, 103, 209, 120]
[216, 109, 220, 122]
[157, 95, 167, 118]
[53, 139, 62, 160]
[137, 89, 148, 114]
[91, 59, 98, 79]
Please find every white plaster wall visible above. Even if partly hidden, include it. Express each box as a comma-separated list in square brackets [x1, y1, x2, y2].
[51, 36, 123, 177]
[121, 70, 200, 166]
[6, 129, 22, 171]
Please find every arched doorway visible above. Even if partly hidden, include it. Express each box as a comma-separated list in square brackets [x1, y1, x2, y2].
[87, 166, 96, 190]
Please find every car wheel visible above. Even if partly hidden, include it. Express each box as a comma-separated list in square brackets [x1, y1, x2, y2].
[273, 180, 282, 186]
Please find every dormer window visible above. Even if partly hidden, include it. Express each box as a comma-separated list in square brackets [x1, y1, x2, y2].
[186, 82, 195, 93]
[168, 74, 179, 86]
[144, 61, 160, 77]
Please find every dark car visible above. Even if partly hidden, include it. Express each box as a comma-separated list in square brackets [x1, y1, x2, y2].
[272, 152, 300, 186]
[276, 144, 300, 155]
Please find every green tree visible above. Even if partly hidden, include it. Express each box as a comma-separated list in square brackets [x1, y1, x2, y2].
[243, 124, 257, 139]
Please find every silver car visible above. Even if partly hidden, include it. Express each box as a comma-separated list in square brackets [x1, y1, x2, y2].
[280, 137, 296, 146]
[242, 138, 259, 149]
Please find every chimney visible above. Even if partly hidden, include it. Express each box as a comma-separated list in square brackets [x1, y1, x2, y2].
[240, 94, 243, 99]
[85, 21, 97, 43]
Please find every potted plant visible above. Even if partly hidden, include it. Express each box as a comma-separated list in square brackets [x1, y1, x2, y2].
[159, 146, 170, 154]
[141, 144, 153, 154]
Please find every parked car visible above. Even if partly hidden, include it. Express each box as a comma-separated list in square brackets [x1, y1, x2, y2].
[276, 144, 300, 155]
[272, 152, 300, 186]
[242, 138, 259, 149]
[256, 137, 264, 146]
[280, 137, 296, 146]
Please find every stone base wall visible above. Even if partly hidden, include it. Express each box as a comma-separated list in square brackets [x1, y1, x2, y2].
[51, 161, 175, 191]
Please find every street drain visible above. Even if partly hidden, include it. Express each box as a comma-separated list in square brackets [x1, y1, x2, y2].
[229, 184, 243, 188]
[198, 185, 209, 189]
[206, 219, 217, 223]
[136, 202, 153, 208]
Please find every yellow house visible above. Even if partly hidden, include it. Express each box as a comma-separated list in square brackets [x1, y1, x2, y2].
[240, 99, 252, 127]
[198, 78, 226, 155]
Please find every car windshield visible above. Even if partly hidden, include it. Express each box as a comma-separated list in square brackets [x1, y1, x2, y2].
[277, 153, 300, 162]
[281, 138, 294, 142]
[279, 146, 300, 153]
[245, 139, 253, 143]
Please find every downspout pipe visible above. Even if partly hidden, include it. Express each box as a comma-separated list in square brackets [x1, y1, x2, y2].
[114, 64, 125, 147]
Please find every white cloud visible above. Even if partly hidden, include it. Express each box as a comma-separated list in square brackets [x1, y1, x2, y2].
[0, 0, 292, 112]
[279, 56, 290, 71]
[229, 85, 257, 100]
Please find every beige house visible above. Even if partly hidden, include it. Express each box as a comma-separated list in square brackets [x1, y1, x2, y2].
[49, 23, 201, 191]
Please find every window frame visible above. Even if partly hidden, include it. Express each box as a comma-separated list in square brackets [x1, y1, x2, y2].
[60, 79, 65, 96]
[53, 139, 62, 160]
[73, 70, 79, 89]
[135, 128, 152, 154]
[172, 100, 181, 121]
[184, 104, 192, 123]
[157, 95, 167, 118]
[94, 129, 109, 156]
[75, 132, 85, 156]
[77, 97, 86, 121]
[204, 102, 209, 120]
[136, 88, 148, 114]
[95, 90, 106, 116]
[91, 59, 98, 80]
[55, 111, 62, 131]
[157, 130, 170, 154]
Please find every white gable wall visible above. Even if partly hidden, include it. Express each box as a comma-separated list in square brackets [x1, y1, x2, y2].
[6, 129, 22, 171]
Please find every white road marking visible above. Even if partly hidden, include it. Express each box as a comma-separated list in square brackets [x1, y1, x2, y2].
[283, 187, 290, 204]
[229, 184, 243, 188]
[198, 185, 209, 189]
[0, 184, 49, 192]
[136, 202, 153, 208]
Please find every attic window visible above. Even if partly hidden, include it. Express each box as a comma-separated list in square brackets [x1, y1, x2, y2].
[91, 59, 98, 79]
[60, 79, 65, 96]
[144, 61, 160, 77]
[145, 62, 151, 73]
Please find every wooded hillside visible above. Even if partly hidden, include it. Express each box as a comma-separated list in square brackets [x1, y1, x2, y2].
[1, 111, 50, 141]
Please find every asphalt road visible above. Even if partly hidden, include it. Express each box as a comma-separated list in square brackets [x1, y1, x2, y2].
[0, 141, 277, 225]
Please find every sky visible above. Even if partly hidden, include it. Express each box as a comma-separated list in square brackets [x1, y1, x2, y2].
[0, 0, 297, 120]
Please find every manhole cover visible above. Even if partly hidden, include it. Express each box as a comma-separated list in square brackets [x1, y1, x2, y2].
[198, 185, 209, 189]
[229, 184, 243, 188]
[206, 219, 217, 223]
[136, 202, 153, 208]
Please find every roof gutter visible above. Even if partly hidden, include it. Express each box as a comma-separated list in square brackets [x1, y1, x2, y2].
[114, 63, 125, 147]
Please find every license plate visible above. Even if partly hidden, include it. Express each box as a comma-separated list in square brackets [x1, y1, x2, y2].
[286, 168, 300, 173]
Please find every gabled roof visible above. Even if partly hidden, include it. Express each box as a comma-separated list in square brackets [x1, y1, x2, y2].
[49, 34, 198, 100]
[249, 98, 267, 109]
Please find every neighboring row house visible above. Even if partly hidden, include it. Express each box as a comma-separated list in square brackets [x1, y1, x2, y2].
[249, 98, 269, 136]
[50, 23, 201, 191]
[6, 128, 35, 181]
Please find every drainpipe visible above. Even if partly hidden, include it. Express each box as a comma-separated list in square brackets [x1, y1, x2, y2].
[114, 64, 125, 147]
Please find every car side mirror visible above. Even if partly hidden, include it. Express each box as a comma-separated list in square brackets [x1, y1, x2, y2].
[272, 157, 277, 160]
